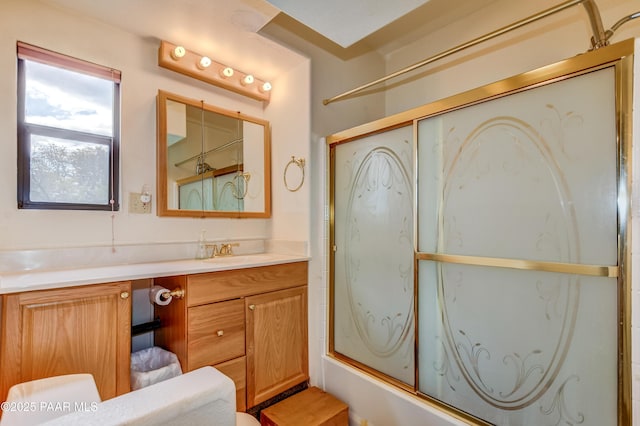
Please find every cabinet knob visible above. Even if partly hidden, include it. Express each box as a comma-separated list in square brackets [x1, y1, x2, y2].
[120, 291, 129, 299]
[217, 330, 224, 337]
[248, 304, 255, 311]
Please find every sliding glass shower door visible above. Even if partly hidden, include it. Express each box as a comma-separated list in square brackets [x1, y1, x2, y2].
[329, 41, 632, 425]
[416, 66, 620, 425]
[332, 126, 415, 386]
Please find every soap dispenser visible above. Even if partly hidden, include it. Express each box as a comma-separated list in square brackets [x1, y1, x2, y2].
[196, 230, 208, 259]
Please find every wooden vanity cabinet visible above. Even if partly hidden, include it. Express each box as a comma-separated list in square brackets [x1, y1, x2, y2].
[0, 281, 132, 402]
[154, 261, 308, 410]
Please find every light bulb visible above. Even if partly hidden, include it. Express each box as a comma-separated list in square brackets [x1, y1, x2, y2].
[242, 74, 254, 85]
[197, 56, 212, 69]
[170, 46, 186, 60]
[261, 82, 272, 92]
[220, 67, 234, 78]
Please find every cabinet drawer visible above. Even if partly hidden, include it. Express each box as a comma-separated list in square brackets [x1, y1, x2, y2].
[215, 356, 246, 412]
[187, 262, 308, 306]
[187, 299, 245, 371]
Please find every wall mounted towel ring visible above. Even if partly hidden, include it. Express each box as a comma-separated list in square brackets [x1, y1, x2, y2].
[284, 156, 305, 192]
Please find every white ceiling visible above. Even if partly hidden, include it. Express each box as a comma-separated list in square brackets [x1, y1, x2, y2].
[43, 0, 297, 80]
[263, 0, 431, 48]
[42, 0, 498, 79]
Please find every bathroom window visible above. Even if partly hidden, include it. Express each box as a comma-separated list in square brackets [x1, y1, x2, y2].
[17, 42, 121, 210]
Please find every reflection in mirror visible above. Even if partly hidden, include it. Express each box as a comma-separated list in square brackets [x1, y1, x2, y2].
[157, 90, 271, 218]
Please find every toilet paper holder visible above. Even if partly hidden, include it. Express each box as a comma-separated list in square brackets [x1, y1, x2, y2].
[161, 287, 185, 301]
[150, 285, 185, 306]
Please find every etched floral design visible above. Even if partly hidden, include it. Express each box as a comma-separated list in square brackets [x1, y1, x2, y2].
[433, 336, 461, 392]
[536, 278, 563, 321]
[455, 330, 494, 394]
[539, 105, 584, 158]
[344, 146, 414, 357]
[540, 375, 585, 425]
[500, 351, 545, 398]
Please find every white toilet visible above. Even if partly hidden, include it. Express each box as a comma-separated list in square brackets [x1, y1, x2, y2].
[1, 368, 259, 426]
[236, 413, 260, 426]
[1, 374, 101, 425]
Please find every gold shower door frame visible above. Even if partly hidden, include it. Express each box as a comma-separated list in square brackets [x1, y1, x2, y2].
[327, 39, 633, 425]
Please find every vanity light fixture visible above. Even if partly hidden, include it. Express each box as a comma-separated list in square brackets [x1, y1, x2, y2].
[242, 74, 254, 86]
[170, 45, 186, 60]
[158, 40, 271, 102]
[220, 67, 234, 78]
[197, 56, 212, 69]
[261, 82, 272, 93]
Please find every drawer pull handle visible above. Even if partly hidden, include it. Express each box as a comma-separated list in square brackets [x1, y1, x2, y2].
[120, 291, 129, 299]
[217, 330, 224, 337]
[248, 304, 255, 311]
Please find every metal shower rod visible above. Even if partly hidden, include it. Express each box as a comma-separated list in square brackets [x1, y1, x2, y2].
[322, 0, 637, 105]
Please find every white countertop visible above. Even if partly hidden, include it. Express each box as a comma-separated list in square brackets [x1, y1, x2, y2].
[0, 253, 309, 294]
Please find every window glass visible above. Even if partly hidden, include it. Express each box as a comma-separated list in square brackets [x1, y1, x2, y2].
[17, 42, 120, 211]
[24, 61, 114, 136]
[29, 135, 110, 204]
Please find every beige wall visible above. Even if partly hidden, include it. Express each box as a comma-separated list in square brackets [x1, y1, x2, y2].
[384, 0, 640, 115]
[0, 0, 310, 253]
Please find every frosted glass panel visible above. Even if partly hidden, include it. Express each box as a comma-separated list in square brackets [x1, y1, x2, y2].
[417, 67, 617, 265]
[214, 173, 244, 211]
[416, 66, 620, 425]
[179, 178, 213, 210]
[178, 174, 245, 211]
[333, 126, 414, 385]
[418, 261, 617, 425]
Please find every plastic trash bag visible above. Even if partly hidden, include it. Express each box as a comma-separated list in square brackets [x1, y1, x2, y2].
[130, 346, 182, 390]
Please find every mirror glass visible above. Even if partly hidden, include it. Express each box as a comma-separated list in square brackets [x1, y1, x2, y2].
[157, 90, 271, 217]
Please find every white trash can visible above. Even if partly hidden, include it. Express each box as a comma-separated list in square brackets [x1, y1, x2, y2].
[130, 346, 182, 390]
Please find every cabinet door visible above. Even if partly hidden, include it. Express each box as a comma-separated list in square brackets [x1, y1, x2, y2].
[1, 282, 131, 401]
[246, 286, 308, 407]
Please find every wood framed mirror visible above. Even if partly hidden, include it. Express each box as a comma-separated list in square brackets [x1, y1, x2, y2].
[156, 90, 271, 218]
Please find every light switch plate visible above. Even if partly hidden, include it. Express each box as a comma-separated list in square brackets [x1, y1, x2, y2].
[129, 192, 152, 214]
